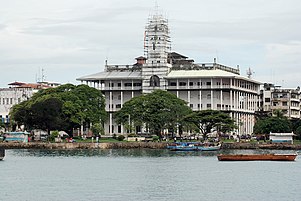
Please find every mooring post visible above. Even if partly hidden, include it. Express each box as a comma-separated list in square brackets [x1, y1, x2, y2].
[0, 148, 5, 160]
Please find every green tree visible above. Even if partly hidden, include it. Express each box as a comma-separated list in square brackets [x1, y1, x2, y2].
[114, 90, 192, 138]
[10, 84, 107, 135]
[253, 116, 291, 134]
[295, 126, 301, 140]
[183, 110, 236, 139]
[91, 123, 104, 136]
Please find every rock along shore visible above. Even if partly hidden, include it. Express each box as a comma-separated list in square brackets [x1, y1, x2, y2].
[0, 141, 301, 150]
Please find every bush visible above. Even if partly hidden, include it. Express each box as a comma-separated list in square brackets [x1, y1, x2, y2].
[117, 135, 125, 141]
[152, 135, 159, 142]
[49, 130, 59, 142]
[128, 133, 137, 137]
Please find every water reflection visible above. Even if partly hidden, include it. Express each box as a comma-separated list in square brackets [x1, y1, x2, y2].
[9, 148, 298, 158]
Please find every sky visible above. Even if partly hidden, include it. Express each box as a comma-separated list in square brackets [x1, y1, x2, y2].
[1, 0, 301, 88]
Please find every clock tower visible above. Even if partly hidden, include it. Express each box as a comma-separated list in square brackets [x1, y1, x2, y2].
[142, 12, 171, 93]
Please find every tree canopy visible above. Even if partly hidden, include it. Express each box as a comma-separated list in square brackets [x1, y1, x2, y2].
[253, 110, 292, 134]
[114, 90, 192, 137]
[183, 110, 237, 138]
[10, 84, 107, 135]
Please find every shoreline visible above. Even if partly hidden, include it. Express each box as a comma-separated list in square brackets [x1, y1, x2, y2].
[0, 141, 301, 150]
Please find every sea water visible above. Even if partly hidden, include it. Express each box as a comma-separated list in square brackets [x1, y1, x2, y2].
[0, 149, 300, 201]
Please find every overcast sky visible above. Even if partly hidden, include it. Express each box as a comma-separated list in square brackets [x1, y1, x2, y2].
[1, 0, 301, 88]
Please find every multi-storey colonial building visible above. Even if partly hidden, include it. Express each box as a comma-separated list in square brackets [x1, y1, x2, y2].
[0, 81, 61, 127]
[260, 83, 300, 119]
[77, 13, 261, 136]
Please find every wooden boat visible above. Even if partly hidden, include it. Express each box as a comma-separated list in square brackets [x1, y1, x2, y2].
[217, 154, 297, 161]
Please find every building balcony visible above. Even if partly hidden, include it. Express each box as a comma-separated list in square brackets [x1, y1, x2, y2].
[271, 105, 289, 110]
[98, 86, 142, 91]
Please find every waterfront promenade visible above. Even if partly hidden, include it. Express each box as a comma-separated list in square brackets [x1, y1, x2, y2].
[0, 141, 301, 150]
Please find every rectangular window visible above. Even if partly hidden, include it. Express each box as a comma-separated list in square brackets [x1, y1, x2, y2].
[170, 82, 177, 86]
[124, 83, 132, 87]
[206, 82, 211, 86]
[189, 82, 193, 86]
[179, 82, 186, 86]
[118, 83, 121, 87]
[133, 83, 142, 87]
[265, 98, 270, 102]
[190, 104, 193, 108]
[207, 104, 211, 109]
[118, 125, 122, 133]
[116, 104, 122, 108]
[283, 102, 287, 106]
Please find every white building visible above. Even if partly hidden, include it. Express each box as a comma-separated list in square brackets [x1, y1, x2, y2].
[0, 81, 61, 127]
[0, 87, 35, 124]
[77, 12, 261, 136]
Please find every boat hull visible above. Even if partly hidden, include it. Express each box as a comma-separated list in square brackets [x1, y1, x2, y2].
[217, 154, 297, 161]
[198, 145, 221, 151]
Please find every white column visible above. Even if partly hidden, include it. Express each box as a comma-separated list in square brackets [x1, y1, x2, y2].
[230, 90, 233, 111]
[199, 90, 202, 110]
[120, 80, 124, 134]
[188, 91, 191, 108]
[220, 90, 223, 110]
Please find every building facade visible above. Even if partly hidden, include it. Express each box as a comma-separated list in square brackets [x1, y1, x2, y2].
[260, 83, 301, 119]
[77, 13, 261, 136]
[0, 81, 61, 127]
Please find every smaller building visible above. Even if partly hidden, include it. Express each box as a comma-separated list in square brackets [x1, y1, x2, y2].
[260, 83, 301, 119]
[269, 132, 295, 144]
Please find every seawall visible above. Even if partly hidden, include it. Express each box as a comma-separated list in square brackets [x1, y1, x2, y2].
[0, 142, 168, 150]
[0, 142, 300, 150]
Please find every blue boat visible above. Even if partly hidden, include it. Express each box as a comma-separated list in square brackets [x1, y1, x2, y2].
[167, 142, 200, 151]
[197, 144, 221, 151]
[4, 131, 30, 142]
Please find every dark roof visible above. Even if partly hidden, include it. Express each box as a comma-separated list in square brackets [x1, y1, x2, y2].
[168, 52, 188, 59]
[135, 56, 147, 60]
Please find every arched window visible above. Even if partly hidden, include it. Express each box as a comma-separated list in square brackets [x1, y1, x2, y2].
[150, 75, 160, 87]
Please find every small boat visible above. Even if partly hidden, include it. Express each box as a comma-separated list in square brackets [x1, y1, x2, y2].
[167, 142, 199, 151]
[3, 131, 30, 142]
[217, 154, 297, 161]
[198, 144, 221, 151]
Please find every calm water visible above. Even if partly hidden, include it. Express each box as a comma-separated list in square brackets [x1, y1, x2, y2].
[0, 149, 300, 201]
